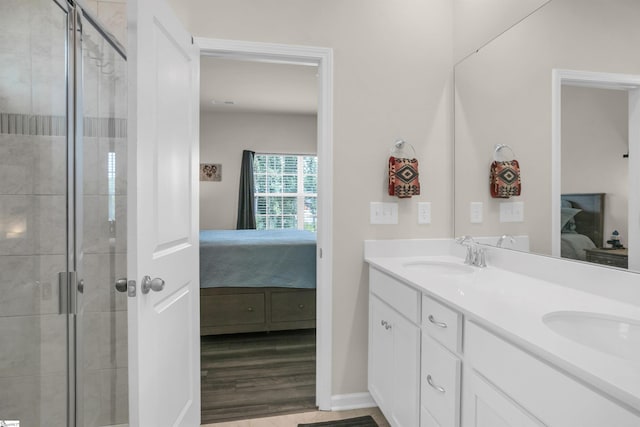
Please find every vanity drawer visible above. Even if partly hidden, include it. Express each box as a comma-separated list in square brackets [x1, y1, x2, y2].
[370, 267, 419, 323]
[421, 333, 461, 427]
[422, 294, 462, 353]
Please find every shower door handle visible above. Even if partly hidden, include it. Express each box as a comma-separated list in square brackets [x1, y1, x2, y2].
[59, 271, 78, 314]
[59, 272, 69, 314]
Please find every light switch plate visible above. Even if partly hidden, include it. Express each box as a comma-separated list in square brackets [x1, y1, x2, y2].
[418, 202, 431, 224]
[500, 201, 524, 222]
[370, 202, 398, 224]
[470, 202, 483, 223]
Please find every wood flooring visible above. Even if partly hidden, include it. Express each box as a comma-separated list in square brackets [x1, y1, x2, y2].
[201, 329, 317, 424]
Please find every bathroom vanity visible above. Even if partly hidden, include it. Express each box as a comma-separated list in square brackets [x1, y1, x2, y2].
[365, 239, 640, 427]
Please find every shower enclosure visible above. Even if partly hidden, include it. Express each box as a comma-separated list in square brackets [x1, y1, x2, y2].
[0, 0, 128, 425]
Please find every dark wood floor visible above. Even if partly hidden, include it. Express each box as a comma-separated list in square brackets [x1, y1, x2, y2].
[201, 329, 317, 424]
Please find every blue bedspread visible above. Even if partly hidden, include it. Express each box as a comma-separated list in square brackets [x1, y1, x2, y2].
[199, 229, 317, 289]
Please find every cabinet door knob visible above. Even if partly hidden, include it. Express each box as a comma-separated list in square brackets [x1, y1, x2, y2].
[247, 307, 254, 312]
[427, 374, 446, 393]
[428, 314, 448, 329]
[298, 304, 305, 309]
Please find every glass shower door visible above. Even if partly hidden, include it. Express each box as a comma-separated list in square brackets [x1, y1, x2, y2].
[1, 2, 128, 426]
[76, 9, 129, 427]
[0, 0, 70, 425]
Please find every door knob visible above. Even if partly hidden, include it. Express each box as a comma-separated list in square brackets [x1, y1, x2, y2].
[115, 278, 137, 297]
[141, 275, 165, 294]
[115, 278, 128, 292]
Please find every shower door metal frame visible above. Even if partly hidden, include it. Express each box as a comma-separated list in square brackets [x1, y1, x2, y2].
[57, 1, 128, 425]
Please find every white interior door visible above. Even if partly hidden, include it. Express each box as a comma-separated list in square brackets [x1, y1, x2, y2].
[127, 0, 200, 425]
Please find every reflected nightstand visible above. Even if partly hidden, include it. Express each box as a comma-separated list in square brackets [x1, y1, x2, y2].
[585, 248, 628, 269]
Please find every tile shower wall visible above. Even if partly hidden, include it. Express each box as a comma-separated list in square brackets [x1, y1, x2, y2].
[0, 1, 69, 425]
[0, 1, 128, 425]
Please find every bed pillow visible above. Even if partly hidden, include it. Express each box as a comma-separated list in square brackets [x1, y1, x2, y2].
[561, 207, 582, 233]
[561, 199, 573, 208]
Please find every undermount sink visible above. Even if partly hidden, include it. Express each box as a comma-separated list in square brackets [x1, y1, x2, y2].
[543, 311, 640, 360]
[402, 260, 475, 275]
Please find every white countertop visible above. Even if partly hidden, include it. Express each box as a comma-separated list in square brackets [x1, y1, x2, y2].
[365, 253, 640, 412]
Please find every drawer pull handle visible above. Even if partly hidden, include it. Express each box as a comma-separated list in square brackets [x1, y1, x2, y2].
[247, 307, 254, 312]
[428, 315, 447, 328]
[427, 374, 445, 393]
[380, 320, 392, 330]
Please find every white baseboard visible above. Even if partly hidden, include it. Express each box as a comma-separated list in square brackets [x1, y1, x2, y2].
[330, 392, 377, 411]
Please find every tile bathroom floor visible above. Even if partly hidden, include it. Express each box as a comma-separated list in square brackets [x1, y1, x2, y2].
[201, 407, 390, 427]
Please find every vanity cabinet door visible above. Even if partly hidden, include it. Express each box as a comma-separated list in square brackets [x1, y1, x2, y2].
[463, 368, 545, 427]
[369, 294, 420, 427]
[391, 307, 420, 427]
[369, 295, 394, 412]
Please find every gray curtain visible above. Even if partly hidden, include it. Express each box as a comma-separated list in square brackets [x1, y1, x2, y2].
[236, 150, 257, 229]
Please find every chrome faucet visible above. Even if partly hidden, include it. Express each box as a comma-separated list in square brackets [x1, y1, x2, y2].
[455, 235, 487, 267]
[474, 246, 487, 268]
[496, 234, 516, 248]
[456, 235, 476, 265]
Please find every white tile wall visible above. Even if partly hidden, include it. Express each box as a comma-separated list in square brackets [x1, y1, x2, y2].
[0, 1, 129, 424]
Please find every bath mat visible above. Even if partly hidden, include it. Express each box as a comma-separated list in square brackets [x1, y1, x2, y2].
[298, 415, 379, 427]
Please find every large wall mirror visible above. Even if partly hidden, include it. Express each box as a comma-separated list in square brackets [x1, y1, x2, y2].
[454, 0, 640, 272]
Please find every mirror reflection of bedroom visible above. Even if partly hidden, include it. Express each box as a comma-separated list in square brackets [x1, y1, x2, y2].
[198, 56, 319, 423]
[560, 85, 629, 269]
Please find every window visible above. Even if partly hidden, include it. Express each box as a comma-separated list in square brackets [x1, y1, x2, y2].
[254, 154, 318, 232]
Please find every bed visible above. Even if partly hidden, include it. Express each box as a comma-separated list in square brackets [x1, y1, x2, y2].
[560, 193, 604, 261]
[199, 229, 317, 335]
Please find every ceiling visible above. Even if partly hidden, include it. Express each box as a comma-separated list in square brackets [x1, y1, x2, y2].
[199, 56, 318, 115]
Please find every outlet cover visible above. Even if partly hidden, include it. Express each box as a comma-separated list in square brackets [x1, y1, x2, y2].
[418, 202, 431, 224]
[470, 202, 483, 224]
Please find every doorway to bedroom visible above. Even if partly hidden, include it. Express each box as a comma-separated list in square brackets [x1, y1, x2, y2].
[197, 52, 321, 424]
